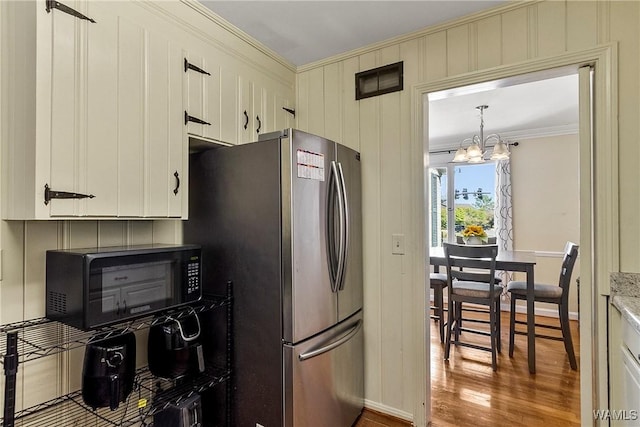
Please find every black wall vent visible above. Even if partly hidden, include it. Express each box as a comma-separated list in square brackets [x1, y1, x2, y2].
[355, 61, 403, 100]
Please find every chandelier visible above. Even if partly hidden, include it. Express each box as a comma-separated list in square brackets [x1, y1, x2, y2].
[452, 105, 510, 163]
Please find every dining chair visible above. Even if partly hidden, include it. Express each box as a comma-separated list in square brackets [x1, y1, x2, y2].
[430, 273, 448, 343]
[507, 241, 579, 370]
[443, 243, 502, 371]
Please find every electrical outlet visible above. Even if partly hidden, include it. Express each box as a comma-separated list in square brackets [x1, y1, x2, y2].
[392, 234, 405, 255]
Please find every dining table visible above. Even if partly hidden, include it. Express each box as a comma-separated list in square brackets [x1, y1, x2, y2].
[429, 246, 538, 374]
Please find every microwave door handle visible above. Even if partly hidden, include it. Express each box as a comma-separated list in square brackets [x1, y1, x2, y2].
[115, 301, 120, 316]
[122, 300, 126, 315]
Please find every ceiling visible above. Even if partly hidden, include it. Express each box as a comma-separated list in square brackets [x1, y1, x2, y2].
[428, 73, 579, 151]
[200, 1, 507, 67]
[199, 1, 579, 146]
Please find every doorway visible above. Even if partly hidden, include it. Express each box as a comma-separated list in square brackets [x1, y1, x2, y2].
[408, 45, 617, 427]
[426, 69, 581, 424]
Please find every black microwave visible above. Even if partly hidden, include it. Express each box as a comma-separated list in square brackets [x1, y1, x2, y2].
[46, 244, 202, 330]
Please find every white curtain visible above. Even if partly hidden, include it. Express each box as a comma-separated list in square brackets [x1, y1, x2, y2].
[495, 159, 514, 296]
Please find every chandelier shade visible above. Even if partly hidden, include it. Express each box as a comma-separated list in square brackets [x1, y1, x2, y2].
[452, 105, 511, 163]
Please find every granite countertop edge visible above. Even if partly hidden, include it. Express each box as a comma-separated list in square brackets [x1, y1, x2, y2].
[612, 295, 640, 336]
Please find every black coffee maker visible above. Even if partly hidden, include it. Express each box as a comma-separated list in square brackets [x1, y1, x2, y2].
[148, 309, 205, 379]
[82, 332, 136, 410]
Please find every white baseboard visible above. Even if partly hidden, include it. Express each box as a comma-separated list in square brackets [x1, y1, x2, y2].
[363, 399, 414, 423]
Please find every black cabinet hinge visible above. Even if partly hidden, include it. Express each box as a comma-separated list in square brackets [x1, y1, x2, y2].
[184, 111, 211, 126]
[44, 184, 95, 205]
[46, 0, 96, 23]
[282, 107, 296, 117]
[184, 58, 211, 76]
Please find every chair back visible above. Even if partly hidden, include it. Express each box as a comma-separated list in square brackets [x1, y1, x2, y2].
[443, 243, 499, 295]
[558, 242, 579, 298]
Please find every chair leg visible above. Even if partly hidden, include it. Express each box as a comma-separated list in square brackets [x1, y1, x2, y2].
[559, 302, 578, 370]
[496, 298, 502, 353]
[444, 299, 455, 360]
[489, 303, 497, 371]
[509, 295, 516, 357]
[435, 286, 445, 343]
[455, 302, 462, 341]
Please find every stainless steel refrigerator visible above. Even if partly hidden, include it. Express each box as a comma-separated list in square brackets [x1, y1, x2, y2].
[184, 129, 363, 427]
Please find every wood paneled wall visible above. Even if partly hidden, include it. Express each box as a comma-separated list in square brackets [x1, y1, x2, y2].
[295, 0, 639, 420]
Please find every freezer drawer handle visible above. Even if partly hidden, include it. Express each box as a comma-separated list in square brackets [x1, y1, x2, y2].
[298, 319, 362, 361]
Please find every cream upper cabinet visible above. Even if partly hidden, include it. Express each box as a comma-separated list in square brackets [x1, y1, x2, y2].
[1, 1, 295, 220]
[184, 52, 221, 143]
[238, 76, 288, 143]
[1, 0, 187, 219]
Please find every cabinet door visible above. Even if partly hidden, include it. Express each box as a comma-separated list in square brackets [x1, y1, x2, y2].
[117, 17, 145, 217]
[46, 0, 85, 216]
[185, 52, 219, 140]
[85, 1, 119, 216]
[220, 68, 239, 145]
[147, 35, 184, 217]
[253, 84, 265, 139]
[238, 76, 253, 144]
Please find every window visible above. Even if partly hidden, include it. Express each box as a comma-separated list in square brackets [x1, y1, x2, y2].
[430, 162, 496, 247]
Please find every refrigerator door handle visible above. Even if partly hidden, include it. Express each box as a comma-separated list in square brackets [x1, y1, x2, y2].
[336, 162, 350, 291]
[298, 319, 362, 361]
[326, 161, 345, 293]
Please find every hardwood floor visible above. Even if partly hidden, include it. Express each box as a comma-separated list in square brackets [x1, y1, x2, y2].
[355, 309, 581, 427]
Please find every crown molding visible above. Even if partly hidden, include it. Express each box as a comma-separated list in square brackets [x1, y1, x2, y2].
[170, 0, 297, 74]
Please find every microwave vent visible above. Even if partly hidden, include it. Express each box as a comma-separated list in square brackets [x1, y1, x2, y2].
[48, 291, 67, 315]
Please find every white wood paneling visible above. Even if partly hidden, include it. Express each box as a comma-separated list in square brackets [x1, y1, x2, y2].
[566, 1, 598, 51]
[296, 71, 310, 132]
[398, 38, 421, 418]
[358, 50, 382, 403]
[502, 7, 529, 64]
[379, 43, 404, 408]
[323, 62, 342, 143]
[476, 15, 502, 70]
[342, 56, 360, 151]
[220, 67, 240, 144]
[537, 1, 567, 57]
[48, 4, 80, 217]
[306, 67, 326, 137]
[117, 18, 145, 217]
[423, 32, 447, 82]
[85, 1, 118, 216]
[446, 25, 470, 76]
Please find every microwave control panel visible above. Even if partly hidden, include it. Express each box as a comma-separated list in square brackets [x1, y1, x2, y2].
[186, 261, 201, 299]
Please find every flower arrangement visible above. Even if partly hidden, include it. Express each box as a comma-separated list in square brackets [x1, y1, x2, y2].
[460, 225, 488, 244]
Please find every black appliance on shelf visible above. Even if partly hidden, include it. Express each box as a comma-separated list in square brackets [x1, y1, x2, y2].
[81, 332, 136, 410]
[153, 392, 203, 427]
[148, 309, 205, 379]
[45, 244, 202, 330]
